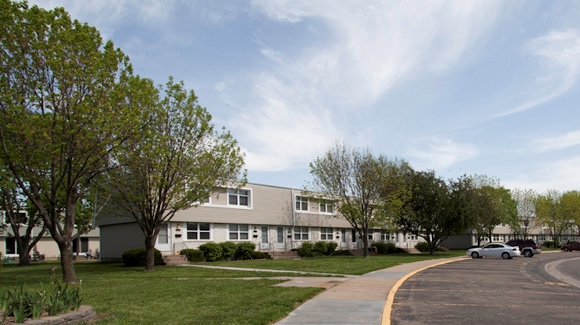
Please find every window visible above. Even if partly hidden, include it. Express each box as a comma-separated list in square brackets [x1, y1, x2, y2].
[381, 230, 390, 241]
[493, 234, 500, 242]
[294, 226, 309, 240]
[320, 227, 333, 240]
[319, 201, 334, 214]
[187, 223, 210, 240]
[341, 229, 347, 243]
[296, 196, 308, 211]
[228, 189, 250, 207]
[229, 224, 249, 240]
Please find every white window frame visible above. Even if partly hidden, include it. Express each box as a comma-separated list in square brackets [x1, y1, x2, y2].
[186, 222, 211, 240]
[296, 196, 308, 211]
[228, 188, 251, 208]
[492, 234, 500, 242]
[380, 230, 390, 241]
[229, 224, 250, 240]
[294, 226, 309, 240]
[319, 201, 334, 214]
[320, 227, 333, 241]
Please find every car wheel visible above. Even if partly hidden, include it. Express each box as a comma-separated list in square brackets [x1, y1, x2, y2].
[471, 252, 479, 259]
[502, 252, 510, 259]
[564, 248, 570, 252]
[523, 250, 533, 257]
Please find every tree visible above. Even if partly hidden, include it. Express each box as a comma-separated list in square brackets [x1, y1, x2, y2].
[107, 77, 246, 271]
[535, 190, 571, 246]
[308, 142, 409, 258]
[395, 171, 470, 255]
[0, 168, 46, 266]
[511, 188, 538, 239]
[0, 1, 142, 282]
[560, 190, 580, 238]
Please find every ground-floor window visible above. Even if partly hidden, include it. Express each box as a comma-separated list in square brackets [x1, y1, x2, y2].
[72, 237, 89, 253]
[341, 229, 347, 243]
[187, 223, 210, 240]
[380, 230, 389, 241]
[320, 227, 333, 240]
[493, 234, 500, 242]
[294, 226, 309, 240]
[229, 224, 249, 240]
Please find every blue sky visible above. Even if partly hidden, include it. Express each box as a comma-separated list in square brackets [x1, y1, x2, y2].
[31, 0, 580, 192]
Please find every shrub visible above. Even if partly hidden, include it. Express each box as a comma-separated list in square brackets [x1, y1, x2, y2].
[297, 242, 314, 257]
[251, 251, 267, 259]
[180, 249, 204, 262]
[415, 242, 430, 253]
[235, 242, 256, 260]
[122, 248, 165, 267]
[542, 241, 556, 249]
[326, 242, 338, 255]
[220, 242, 238, 261]
[313, 241, 328, 255]
[198, 242, 223, 262]
[331, 249, 354, 256]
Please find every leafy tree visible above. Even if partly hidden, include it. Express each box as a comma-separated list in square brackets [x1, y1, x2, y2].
[511, 188, 538, 238]
[560, 190, 580, 238]
[395, 171, 470, 255]
[308, 142, 409, 258]
[0, 1, 142, 282]
[535, 190, 571, 246]
[107, 77, 246, 271]
[0, 169, 46, 266]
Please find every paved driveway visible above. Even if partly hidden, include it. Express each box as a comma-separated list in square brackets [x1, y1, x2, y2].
[391, 252, 580, 324]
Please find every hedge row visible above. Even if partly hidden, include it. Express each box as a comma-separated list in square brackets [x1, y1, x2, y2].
[296, 241, 339, 257]
[181, 241, 266, 262]
[122, 248, 166, 267]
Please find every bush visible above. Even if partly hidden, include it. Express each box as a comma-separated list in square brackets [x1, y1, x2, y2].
[235, 242, 256, 260]
[331, 249, 354, 256]
[542, 241, 556, 249]
[313, 241, 328, 255]
[220, 242, 238, 261]
[122, 248, 165, 267]
[415, 242, 430, 253]
[326, 242, 338, 255]
[297, 242, 314, 257]
[251, 251, 267, 259]
[180, 249, 204, 262]
[371, 242, 395, 254]
[198, 242, 223, 262]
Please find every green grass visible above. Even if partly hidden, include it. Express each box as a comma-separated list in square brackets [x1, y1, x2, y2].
[0, 251, 464, 324]
[210, 251, 466, 275]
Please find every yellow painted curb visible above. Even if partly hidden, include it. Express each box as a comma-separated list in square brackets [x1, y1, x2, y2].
[381, 257, 468, 325]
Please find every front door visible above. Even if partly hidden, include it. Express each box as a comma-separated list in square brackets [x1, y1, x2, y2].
[156, 223, 171, 252]
[260, 226, 269, 250]
[276, 226, 285, 249]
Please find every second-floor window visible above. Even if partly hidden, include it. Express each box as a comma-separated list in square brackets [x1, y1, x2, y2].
[296, 196, 308, 211]
[228, 189, 250, 207]
[319, 201, 334, 214]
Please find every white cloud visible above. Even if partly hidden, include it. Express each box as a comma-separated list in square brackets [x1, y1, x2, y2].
[532, 130, 580, 152]
[406, 138, 478, 170]
[503, 156, 580, 193]
[493, 29, 580, 118]
[230, 0, 503, 172]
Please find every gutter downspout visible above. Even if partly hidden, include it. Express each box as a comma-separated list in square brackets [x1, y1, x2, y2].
[291, 189, 295, 250]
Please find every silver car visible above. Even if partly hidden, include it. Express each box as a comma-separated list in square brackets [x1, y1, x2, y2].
[467, 243, 521, 259]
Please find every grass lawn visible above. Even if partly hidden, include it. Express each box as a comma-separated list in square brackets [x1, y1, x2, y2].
[0, 251, 464, 324]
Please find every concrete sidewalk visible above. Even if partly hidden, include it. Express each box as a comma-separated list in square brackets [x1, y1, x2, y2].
[275, 257, 466, 325]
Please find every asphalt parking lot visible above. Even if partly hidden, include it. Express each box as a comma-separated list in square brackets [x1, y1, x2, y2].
[391, 252, 580, 324]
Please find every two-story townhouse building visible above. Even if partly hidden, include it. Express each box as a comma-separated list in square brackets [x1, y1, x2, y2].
[96, 182, 422, 259]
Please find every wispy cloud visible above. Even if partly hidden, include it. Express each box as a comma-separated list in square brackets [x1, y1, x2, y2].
[504, 156, 580, 192]
[532, 130, 580, 152]
[406, 138, 478, 170]
[493, 29, 580, 119]
[230, 0, 503, 172]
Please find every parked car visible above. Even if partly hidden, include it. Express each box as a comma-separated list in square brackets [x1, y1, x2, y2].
[467, 243, 521, 259]
[561, 242, 580, 252]
[505, 239, 541, 257]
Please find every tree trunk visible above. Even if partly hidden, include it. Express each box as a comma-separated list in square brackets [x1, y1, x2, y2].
[361, 229, 369, 258]
[144, 235, 156, 272]
[59, 244, 77, 283]
[17, 242, 32, 266]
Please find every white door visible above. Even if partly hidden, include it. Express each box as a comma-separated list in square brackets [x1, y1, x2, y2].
[260, 226, 269, 250]
[156, 223, 171, 252]
[276, 227, 285, 249]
